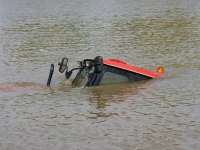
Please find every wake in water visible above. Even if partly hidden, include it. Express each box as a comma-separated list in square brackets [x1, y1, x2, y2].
[0, 79, 72, 93]
[0, 85, 47, 92]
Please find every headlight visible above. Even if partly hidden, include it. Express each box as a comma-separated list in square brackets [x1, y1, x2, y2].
[77, 61, 83, 67]
[85, 61, 91, 67]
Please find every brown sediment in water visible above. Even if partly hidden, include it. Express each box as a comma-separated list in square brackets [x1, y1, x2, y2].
[0, 85, 46, 92]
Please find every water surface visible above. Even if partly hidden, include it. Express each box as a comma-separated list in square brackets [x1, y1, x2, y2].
[0, 0, 200, 149]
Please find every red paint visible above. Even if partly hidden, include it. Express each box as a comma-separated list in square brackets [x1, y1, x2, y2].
[103, 59, 164, 78]
[109, 59, 126, 64]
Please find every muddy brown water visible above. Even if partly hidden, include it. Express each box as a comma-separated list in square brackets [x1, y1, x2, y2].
[1, 0, 200, 149]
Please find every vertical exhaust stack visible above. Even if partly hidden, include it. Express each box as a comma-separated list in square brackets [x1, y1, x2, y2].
[47, 64, 54, 87]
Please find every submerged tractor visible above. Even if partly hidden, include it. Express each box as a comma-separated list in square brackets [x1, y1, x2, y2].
[47, 56, 164, 87]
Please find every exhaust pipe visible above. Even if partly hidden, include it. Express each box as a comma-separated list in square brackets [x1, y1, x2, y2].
[47, 64, 54, 87]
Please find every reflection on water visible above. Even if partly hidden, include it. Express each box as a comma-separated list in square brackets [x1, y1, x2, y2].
[87, 80, 151, 108]
[1, 0, 200, 149]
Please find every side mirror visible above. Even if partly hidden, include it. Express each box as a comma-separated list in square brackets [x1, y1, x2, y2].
[94, 56, 103, 73]
[58, 58, 68, 73]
